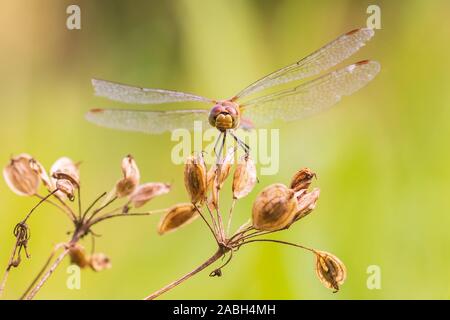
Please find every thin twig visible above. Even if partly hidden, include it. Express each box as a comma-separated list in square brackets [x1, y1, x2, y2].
[81, 192, 107, 222]
[238, 238, 315, 253]
[25, 247, 70, 300]
[226, 198, 236, 237]
[143, 249, 224, 300]
[20, 243, 65, 300]
[193, 204, 219, 244]
[85, 196, 117, 224]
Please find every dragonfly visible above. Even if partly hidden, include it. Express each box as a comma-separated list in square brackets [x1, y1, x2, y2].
[86, 28, 380, 157]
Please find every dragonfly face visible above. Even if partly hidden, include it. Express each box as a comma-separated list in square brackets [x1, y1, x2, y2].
[208, 100, 241, 131]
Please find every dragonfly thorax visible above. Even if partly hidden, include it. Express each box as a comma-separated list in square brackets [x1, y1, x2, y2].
[208, 100, 240, 131]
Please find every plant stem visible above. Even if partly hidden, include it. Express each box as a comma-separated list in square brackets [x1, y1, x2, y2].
[20, 243, 65, 300]
[194, 204, 219, 244]
[143, 249, 224, 300]
[239, 239, 315, 253]
[25, 248, 70, 300]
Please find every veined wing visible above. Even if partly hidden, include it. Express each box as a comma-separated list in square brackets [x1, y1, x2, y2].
[86, 108, 209, 134]
[235, 28, 375, 100]
[92, 78, 213, 105]
[240, 60, 380, 126]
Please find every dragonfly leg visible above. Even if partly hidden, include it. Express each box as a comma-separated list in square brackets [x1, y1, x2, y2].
[230, 131, 250, 157]
[213, 131, 224, 160]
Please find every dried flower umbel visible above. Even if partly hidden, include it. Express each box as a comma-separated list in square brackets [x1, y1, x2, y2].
[1, 149, 345, 300]
[0, 154, 170, 299]
[141, 147, 345, 300]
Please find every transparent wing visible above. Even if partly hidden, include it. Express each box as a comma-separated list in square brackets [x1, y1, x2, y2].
[92, 78, 212, 105]
[86, 108, 210, 134]
[240, 60, 380, 127]
[235, 28, 375, 100]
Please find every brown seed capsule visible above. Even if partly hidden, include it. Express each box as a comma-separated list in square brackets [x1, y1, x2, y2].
[158, 203, 198, 235]
[314, 250, 347, 292]
[289, 188, 320, 225]
[29, 158, 52, 190]
[129, 182, 171, 208]
[50, 157, 80, 186]
[3, 153, 40, 196]
[90, 253, 112, 272]
[115, 155, 140, 198]
[69, 244, 90, 268]
[56, 179, 75, 201]
[216, 148, 234, 188]
[252, 184, 298, 231]
[232, 156, 257, 199]
[290, 168, 316, 192]
[184, 154, 207, 204]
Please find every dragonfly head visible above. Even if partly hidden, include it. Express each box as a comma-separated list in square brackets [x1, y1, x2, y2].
[208, 101, 240, 131]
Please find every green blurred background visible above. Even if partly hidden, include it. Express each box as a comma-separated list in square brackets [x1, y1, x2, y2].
[1, 0, 449, 299]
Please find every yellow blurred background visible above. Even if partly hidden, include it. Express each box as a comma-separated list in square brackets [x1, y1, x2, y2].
[0, 0, 449, 299]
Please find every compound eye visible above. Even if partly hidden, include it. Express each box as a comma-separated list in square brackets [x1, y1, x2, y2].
[208, 105, 224, 127]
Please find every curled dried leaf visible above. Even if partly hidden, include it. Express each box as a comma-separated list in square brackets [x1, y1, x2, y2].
[184, 154, 207, 204]
[129, 182, 171, 208]
[252, 184, 297, 231]
[69, 244, 90, 268]
[90, 253, 112, 272]
[158, 203, 198, 235]
[232, 155, 257, 199]
[314, 251, 346, 292]
[3, 153, 40, 196]
[290, 168, 316, 192]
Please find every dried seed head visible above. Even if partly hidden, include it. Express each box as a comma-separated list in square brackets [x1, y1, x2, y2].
[314, 251, 347, 292]
[285, 188, 321, 228]
[29, 158, 52, 190]
[56, 179, 75, 201]
[3, 153, 40, 196]
[69, 244, 90, 268]
[129, 182, 171, 208]
[232, 155, 257, 199]
[90, 253, 112, 272]
[115, 155, 140, 198]
[50, 157, 80, 186]
[184, 154, 207, 204]
[158, 203, 198, 235]
[252, 184, 298, 231]
[216, 147, 234, 188]
[290, 168, 316, 192]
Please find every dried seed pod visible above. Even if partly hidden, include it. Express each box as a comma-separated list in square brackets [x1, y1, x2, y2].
[129, 182, 171, 208]
[3, 153, 40, 196]
[115, 155, 140, 198]
[252, 184, 298, 231]
[285, 188, 321, 228]
[216, 147, 234, 188]
[184, 154, 207, 204]
[314, 251, 347, 292]
[29, 158, 52, 190]
[69, 244, 89, 268]
[56, 179, 75, 201]
[290, 168, 316, 192]
[121, 154, 140, 182]
[232, 156, 257, 199]
[50, 157, 80, 186]
[90, 253, 112, 272]
[158, 203, 198, 235]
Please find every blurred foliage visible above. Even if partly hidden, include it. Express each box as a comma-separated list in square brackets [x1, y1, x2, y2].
[0, 0, 449, 299]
